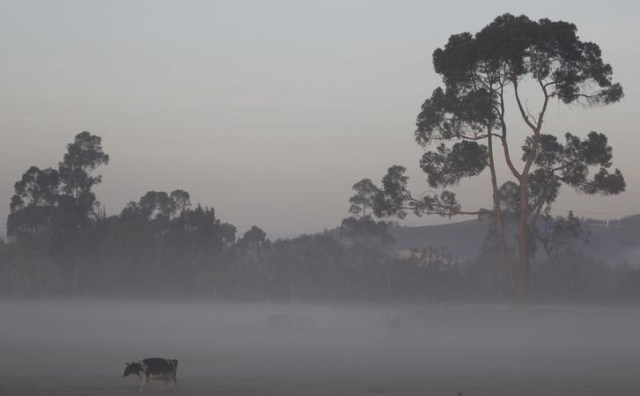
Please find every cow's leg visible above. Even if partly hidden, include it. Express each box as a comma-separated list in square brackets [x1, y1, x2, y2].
[139, 376, 149, 393]
[159, 381, 166, 391]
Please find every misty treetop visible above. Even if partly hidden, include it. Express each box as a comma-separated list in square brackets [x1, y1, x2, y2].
[9, 132, 109, 238]
[3, 132, 236, 297]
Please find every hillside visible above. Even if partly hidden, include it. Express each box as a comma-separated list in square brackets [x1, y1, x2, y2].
[390, 219, 489, 260]
[390, 215, 640, 266]
[583, 215, 640, 265]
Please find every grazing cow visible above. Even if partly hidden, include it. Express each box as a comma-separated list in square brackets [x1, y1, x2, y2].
[123, 357, 178, 393]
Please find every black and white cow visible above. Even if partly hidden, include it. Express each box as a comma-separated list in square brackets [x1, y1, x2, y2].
[123, 357, 178, 393]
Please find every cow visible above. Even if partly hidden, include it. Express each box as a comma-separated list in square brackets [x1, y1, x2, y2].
[123, 357, 178, 393]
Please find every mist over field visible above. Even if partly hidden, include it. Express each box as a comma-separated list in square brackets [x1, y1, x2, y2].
[2, 300, 640, 395]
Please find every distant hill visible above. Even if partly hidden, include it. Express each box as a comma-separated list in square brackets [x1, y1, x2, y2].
[390, 219, 489, 260]
[389, 214, 640, 266]
[582, 214, 640, 265]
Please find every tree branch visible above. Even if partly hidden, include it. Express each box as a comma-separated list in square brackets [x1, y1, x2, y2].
[522, 79, 550, 177]
[498, 81, 522, 180]
[512, 76, 538, 132]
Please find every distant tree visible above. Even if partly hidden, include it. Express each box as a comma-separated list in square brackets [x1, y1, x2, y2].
[267, 234, 347, 301]
[123, 189, 192, 222]
[226, 226, 271, 299]
[7, 166, 60, 241]
[8, 131, 109, 235]
[57, 132, 109, 295]
[112, 190, 237, 296]
[533, 249, 612, 301]
[339, 216, 395, 249]
[353, 14, 624, 303]
[534, 211, 588, 261]
[167, 204, 236, 295]
[345, 179, 398, 248]
[7, 131, 109, 296]
[58, 131, 109, 225]
[348, 179, 380, 217]
[170, 204, 236, 261]
[236, 226, 269, 256]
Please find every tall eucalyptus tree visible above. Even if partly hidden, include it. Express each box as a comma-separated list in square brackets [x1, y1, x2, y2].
[353, 14, 625, 303]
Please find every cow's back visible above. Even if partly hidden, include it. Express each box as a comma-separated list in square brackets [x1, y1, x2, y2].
[141, 358, 178, 377]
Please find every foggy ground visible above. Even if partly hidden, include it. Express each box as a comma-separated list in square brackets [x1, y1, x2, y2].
[1, 301, 639, 395]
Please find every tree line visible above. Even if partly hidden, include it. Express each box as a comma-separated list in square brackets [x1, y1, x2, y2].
[2, 14, 637, 303]
[1, 130, 639, 301]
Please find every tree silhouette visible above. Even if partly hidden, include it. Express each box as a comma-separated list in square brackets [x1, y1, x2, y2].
[353, 14, 625, 303]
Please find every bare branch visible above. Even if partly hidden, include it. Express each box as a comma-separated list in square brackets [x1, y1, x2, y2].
[512, 76, 538, 132]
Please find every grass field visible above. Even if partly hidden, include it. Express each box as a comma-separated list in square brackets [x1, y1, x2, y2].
[2, 301, 639, 395]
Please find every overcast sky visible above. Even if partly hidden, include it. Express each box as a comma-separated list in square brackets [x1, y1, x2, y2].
[1, 0, 638, 238]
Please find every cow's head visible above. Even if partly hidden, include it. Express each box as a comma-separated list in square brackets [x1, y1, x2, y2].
[122, 361, 142, 377]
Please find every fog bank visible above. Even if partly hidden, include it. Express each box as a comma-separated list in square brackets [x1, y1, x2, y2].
[2, 301, 639, 395]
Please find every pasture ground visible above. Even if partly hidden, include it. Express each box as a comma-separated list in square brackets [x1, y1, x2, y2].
[2, 301, 639, 395]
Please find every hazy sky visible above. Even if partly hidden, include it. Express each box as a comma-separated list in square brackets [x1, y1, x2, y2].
[1, 0, 638, 238]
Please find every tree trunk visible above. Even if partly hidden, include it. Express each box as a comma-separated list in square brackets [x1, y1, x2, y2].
[487, 134, 515, 287]
[516, 178, 530, 305]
